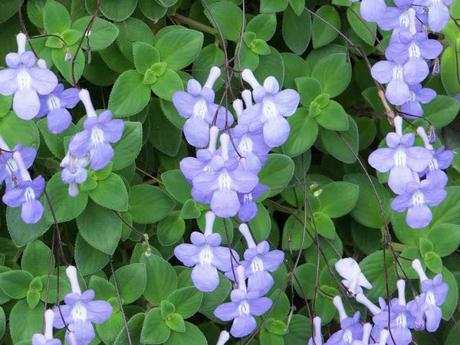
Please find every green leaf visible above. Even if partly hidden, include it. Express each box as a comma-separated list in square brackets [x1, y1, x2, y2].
[128, 185, 176, 224]
[427, 223, 460, 257]
[0, 306, 5, 340]
[314, 212, 336, 239]
[27, 290, 41, 309]
[312, 5, 341, 48]
[151, 69, 184, 101]
[9, 300, 44, 344]
[165, 313, 186, 333]
[0, 270, 33, 299]
[295, 77, 322, 107]
[260, 0, 288, 13]
[259, 154, 295, 198]
[100, 0, 138, 21]
[133, 42, 160, 74]
[441, 47, 460, 96]
[139, 0, 167, 22]
[113, 313, 145, 345]
[165, 322, 207, 345]
[251, 39, 272, 55]
[75, 234, 110, 276]
[254, 47, 285, 86]
[157, 212, 186, 246]
[0, 0, 21, 25]
[167, 286, 203, 319]
[72, 16, 119, 51]
[0, 112, 40, 148]
[141, 308, 171, 344]
[89, 173, 128, 211]
[314, 100, 349, 131]
[247, 14, 277, 41]
[293, 263, 316, 299]
[282, 7, 311, 55]
[284, 314, 312, 344]
[360, 251, 397, 301]
[282, 213, 313, 251]
[311, 53, 351, 98]
[21, 240, 53, 277]
[52, 46, 85, 84]
[6, 206, 50, 247]
[161, 170, 192, 203]
[116, 17, 154, 62]
[441, 266, 458, 320]
[140, 253, 177, 304]
[283, 108, 318, 157]
[192, 44, 225, 86]
[76, 201, 122, 255]
[0, 95, 12, 117]
[316, 181, 359, 218]
[289, 0, 305, 16]
[43, 0, 70, 33]
[37, 119, 76, 158]
[249, 204, 272, 242]
[204, 1, 243, 41]
[347, 3, 376, 45]
[423, 251, 442, 273]
[424, 95, 460, 128]
[155, 27, 204, 70]
[161, 300, 176, 318]
[110, 263, 147, 304]
[319, 115, 359, 164]
[109, 70, 151, 117]
[180, 199, 201, 219]
[97, 311, 125, 344]
[44, 173, 88, 223]
[112, 121, 143, 170]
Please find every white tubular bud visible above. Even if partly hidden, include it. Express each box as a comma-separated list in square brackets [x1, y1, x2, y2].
[0, 136, 10, 151]
[79, 89, 97, 118]
[394, 116, 403, 137]
[66, 265, 82, 295]
[220, 133, 230, 161]
[236, 265, 246, 292]
[408, 8, 417, 35]
[68, 183, 79, 197]
[204, 66, 221, 89]
[37, 59, 48, 69]
[208, 126, 219, 153]
[411, 259, 428, 282]
[12, 151, 31, 181]
[379, 329, 389, 345]
[44, 309, 55, 340]
[355, 293, 381, 316]
[312, 316, 323, 345]
[17, 32, 27, 54]
[241, 69, 261, 90]
[238, 223, 256, 248]
[216, 330, 230, 345]
[232, 99, 244, 118]
[204, 211, 216, 236]
[241, 90, 253, 108]
[397, 280, 406, 306]
[416, 127, 433, 150]
[361, 323, 372, 345]
[332, 296, 348, 322]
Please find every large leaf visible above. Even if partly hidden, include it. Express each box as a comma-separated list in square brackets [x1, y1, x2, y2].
[128, 185, 176, 224]
[204, 1, 243, 41]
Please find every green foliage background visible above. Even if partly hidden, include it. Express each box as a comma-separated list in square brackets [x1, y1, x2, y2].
[0, 0, 460, 344]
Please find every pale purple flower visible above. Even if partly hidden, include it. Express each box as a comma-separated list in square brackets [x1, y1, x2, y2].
[238, 184, 267, 222]
[53, 266, 112, 345]
[69, 89, 124, 171]
[325, 296, 363, 345]
[174, 212, 239, 292]
[214, 266, 272, 338]
[191, 133, 259, 218]
[0, 33, 58, 119]
[308, 316, 323, 345]
[391, 173, 447, 229]
[60, 153, 90, 197]
[32, 310, 62, 345]
[172, 67, 233, 148]
[239, 70, 299, 148]
[400, 84, 436, 118]
[38, 84, 79, 134]
[377, 6, 422, 34]
[360, 0, 387, 23]
[0, 136, 36, 188]
[408, 260, 448, 332]
[230, 224, 284, 295]
[368, 117, 432, 194]
[425, 0, 452, 32]
[335, 258, 372, 295]
[387, 33, 443, 64]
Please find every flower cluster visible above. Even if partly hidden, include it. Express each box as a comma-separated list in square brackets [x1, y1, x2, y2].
[368, 116, 452, 228]
[173, 67, 299, 220]
[174, 214, 284, 338]
[309, 258, 448, 345]
[32, 265, 113, 345]
[61, 89, 124, 197]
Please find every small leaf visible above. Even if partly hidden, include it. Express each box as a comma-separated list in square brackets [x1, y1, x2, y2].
[128, 185, 176, 224]
[165, 313, 186, 333]
[43, 0, 70, 33]
[110, 263, 147, 304]
[204, 1, 243, 41]
[312, 5, 341, 48]
[89, 173, 129, 212]
[141, 308, 171, 344]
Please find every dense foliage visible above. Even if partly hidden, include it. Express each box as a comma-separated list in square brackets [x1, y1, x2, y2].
[0, 0, 459, 344]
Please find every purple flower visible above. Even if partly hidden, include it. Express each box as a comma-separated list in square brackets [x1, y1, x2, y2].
[232, 224, 284, 295]
[308, 316, 323, 345]
[0, 33, 58, 119]
[334, 258, 372, 295]
[391, 173, 447, 229]
[191, 133, 259, 218]
[53, 266, 112, 345]
[32, 310, 62, 345]
[360, 0, 387, 23]
[60, 153, 90, 197]
[69, 89, 124, 171]
[172, 67, 233, 148]
[371, 281, 415, 345]
[325, 296, 363, 345]
[238, 184, 267, 222]
[239, 70, 299, 147]
[425, 0, 452, 32]
[368, 117, 432, 194]
[387, 33, 443, 65]
[214, 266, 272, 338]
[0, 136, 36, 188]
[408, 260, 448, 332]
[400, 84, 436, 118]
[38, 84, 79, 134]
[174, 212, 239, 292]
